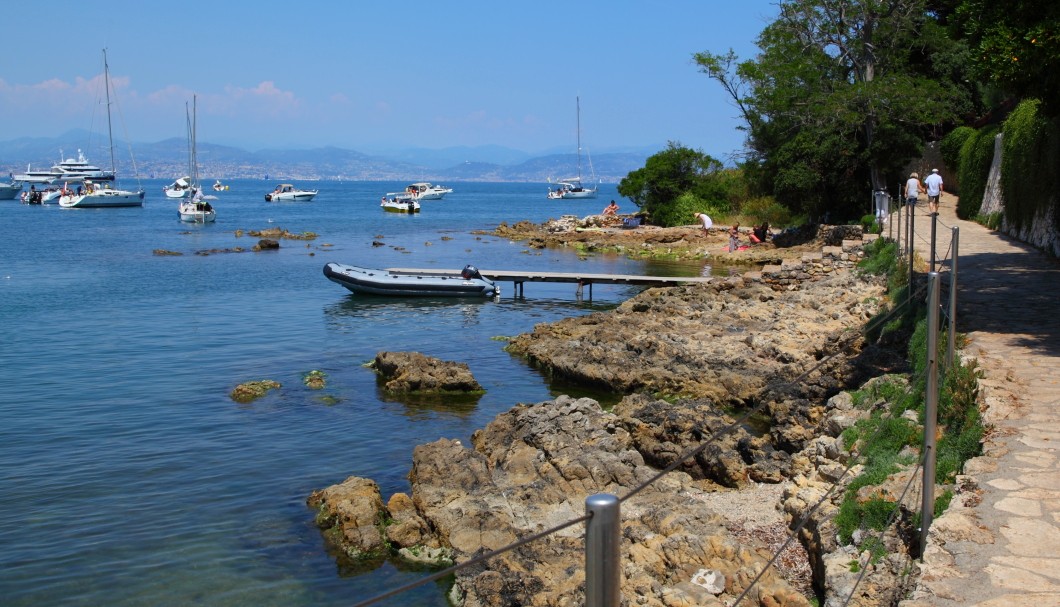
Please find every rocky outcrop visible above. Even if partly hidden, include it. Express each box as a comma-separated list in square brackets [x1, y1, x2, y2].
[368, 351, 484, 395]
[505, 270, 884, 426]
[310, 396, 810, 607]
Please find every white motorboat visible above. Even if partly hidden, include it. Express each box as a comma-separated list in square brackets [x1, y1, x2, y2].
[265, 183, 317, 201]
[0, 181, 22, 200]
[405, 182, 453, 201]
[547, 96, 598, 200]
[58, 50, 144, 209]
[324, 263, 499, 298]
[164, 176, 194, 199]
[380, 194, 420, 213]
[212, 180, 229, 191]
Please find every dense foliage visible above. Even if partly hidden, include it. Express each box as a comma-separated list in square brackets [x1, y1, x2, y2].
[617, 142, 744, 226]
[950, 0, 1060, 115]
[939, 126, 975, 192]
[696, 0, 972, 222]
[1000, 99, 1060, 231]
[954, 124, 998, 219]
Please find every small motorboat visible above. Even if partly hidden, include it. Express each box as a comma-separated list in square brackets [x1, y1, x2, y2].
[380, 195, 420, 213]
[265, 183, 317, 201]
[323, 263, 499, 298]
[404, 182, 453, 200]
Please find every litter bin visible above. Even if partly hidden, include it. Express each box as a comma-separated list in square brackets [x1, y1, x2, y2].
[874, 190, 890, 224]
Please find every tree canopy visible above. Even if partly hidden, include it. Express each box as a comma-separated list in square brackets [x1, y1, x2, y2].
[697, 0, 974, 221]
[617, 142, 741, 227]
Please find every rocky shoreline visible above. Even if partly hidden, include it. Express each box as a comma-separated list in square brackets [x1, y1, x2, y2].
[308, 216, 926, 606]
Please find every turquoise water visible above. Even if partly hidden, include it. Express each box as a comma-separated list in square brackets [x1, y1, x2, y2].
[0, 180, 712, 606]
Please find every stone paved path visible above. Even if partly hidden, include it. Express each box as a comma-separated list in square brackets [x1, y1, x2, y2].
[897, 192, 1060, 607]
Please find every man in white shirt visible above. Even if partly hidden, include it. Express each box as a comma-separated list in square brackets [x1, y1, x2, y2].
[924, 168, 944, 215]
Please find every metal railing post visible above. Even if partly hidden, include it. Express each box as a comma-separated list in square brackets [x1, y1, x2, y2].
[929, 213, 938, 273]
[947, 227, 959, 367]
[908, 204, 916, 309]
[920, 272, 940, 557]
[585, 494, 620, 607]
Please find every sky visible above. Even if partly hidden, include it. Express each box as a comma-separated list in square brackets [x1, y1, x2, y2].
[1, 1, 778, 160]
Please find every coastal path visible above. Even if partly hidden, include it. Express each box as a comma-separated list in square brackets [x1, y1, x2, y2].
[904, 192, 1060, 607]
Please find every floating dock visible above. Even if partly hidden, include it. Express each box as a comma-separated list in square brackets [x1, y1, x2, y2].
[387, 267, 714, 297]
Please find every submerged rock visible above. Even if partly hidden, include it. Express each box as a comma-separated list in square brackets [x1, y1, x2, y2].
[229, 380, 281, 403]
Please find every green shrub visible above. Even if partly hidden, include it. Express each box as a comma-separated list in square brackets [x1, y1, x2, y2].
[1000, 99, 1060, 231]
[940, 127, 975, 192]
[652, 192, 719, 228]
[739, 195, 793, 227]
[956, 125, 1000, 220]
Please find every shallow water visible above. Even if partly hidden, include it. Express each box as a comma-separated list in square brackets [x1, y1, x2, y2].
[0, 180, 727, 606]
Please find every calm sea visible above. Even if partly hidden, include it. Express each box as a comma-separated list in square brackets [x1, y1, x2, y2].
[0, 180, 720, 606]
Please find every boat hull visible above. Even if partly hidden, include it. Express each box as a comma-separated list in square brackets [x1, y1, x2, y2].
[0, 183, 22, 200]
[59, 189, 145, 208]
[381, 199, 420, 213]
[265, 192, 316, 201]
[323, 263, 499, 298]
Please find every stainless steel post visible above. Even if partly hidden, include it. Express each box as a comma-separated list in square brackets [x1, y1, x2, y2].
[585, 494, 620, 607]
[920, 272, 940, 557]
[947, 227, 959, 368]
[908, 205, 916, 309]
[930, 212, 938, 273]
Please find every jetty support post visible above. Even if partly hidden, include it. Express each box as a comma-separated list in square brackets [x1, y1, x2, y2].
[585, 493, 620, 607]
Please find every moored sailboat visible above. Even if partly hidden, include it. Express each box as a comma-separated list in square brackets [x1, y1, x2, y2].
[59, 50, 144, 209]
[547, 96, 598, 200]
[177, 96, 217, 223]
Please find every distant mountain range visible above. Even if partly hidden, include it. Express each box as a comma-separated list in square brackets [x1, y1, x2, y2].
[0, 130, 656, 183]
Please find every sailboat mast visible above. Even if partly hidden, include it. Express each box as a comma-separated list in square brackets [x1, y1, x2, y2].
[576, 96, 582, 182]
[192, 95, 199, 187]
[102, 49, 117, 178]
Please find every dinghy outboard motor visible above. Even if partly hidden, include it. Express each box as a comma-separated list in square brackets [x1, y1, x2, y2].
[461, 264, 482, 280]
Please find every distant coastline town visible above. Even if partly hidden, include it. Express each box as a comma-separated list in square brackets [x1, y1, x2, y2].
[1, 131, 654, 184]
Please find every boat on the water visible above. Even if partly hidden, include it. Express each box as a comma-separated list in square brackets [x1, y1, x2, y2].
[13, 165, 63, 184]
[405, 182, 453, 200]
[323, 263, 499, 298]
[0, 180, 22, 200]
[212, 180, 229, 191]
[380, 195, 420, 213]
[164, 176, 194, 199]
[177, 96, 217, 223]
[265, 183, 317, 201]
[59, 50, 144, 209]
[53, 149, 115, 182]
[547, 96, 598, 200]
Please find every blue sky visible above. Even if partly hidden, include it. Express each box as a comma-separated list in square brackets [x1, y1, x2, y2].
[1, 1, 777, 159]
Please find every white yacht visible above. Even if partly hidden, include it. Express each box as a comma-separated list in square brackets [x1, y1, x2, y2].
[53, 149, 115, 182]
[405, 182, 453, 201]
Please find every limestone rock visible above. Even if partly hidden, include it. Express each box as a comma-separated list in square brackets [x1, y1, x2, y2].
[369, 351, 484, 395]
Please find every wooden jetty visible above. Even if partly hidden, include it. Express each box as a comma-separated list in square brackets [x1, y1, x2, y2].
[387, 267, 714, 297]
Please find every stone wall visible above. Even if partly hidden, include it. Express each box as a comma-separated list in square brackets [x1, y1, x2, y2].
[754, 234, 875, 290]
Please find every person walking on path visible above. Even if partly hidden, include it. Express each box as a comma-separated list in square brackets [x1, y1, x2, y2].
[903, 190, 1060, 607]
[905, 172, 923, 209]
[924, 168, 944, 215]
